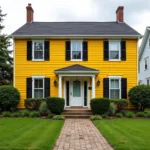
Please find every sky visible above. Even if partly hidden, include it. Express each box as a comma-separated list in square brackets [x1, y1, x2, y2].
[1, 0, 150, 39]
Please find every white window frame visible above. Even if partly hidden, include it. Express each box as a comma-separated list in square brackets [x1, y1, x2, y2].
[146, 78, 150, 85]
[71, 40, 83, 61]
[32, 76, 45, 98]
[32, 40, 44, 61]
[109, 40, 121, 61]
[144, 57, 149, 70]
[109, 76, 121, 99]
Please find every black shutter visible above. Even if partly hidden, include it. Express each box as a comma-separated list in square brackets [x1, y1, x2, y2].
[26, 78, 32, 98]
[103, 78, 109, 98]
[66, 81, 69, 106]
[121, 41, 126, 60]
[104, 41, 109, 60]
[44, 41, 50, 61]
[66, 41, 71, 61]
[83, 41, 88, 61]
[44, 78, 50, 98]
[27, 41, 32, 60]
[121, 78, 127, 99]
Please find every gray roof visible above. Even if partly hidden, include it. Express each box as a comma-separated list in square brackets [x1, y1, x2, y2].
[54, 64, 99, 72]
[11, 21, 141, 37]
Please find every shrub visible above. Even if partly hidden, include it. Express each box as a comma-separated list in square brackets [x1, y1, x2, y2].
[12, 112, 20, 117]
[115, 113, 123, 118]
[39, 102, 50, 116]
[0, 86, 20, 111]
[48, 113, 55, 119]
[108, 103, 117, 116]
[2, 111, 11, 117]
[30, 111, 40, 117]
[102, 114, 108, 118]
[90, 98, 110, 115]
[19, 110, 30, 117]
[24, 98, 46, 110]
[145, 112, 150, 118]
[90, 115, 102, 120]
[136, 112, 146, 117]
[125, 111, 135, 118]
[110, 99, 128, 110]
[128, 85, 150, 111]
[47, 97, 65, 115]
[52, 115, 65, 120]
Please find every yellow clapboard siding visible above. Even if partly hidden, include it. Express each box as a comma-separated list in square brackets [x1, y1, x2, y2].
[15, 39, 137, 108]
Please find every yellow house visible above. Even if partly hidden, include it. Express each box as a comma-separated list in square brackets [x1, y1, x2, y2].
[11, 4, 142, 108]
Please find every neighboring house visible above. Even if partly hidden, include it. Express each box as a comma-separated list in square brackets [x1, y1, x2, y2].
[11, 4, 142, 108]
[139, 27, 150, 85]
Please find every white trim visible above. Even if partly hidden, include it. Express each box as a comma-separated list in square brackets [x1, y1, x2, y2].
[32, 40, 44, 61]
[108, 76, 122, 79]
[32, 76, 45, 78]
[13, 38, 15, 87]
[58, 76, 62, 97]
[92, 76, 95, 98]
[54, 71, 99, 75]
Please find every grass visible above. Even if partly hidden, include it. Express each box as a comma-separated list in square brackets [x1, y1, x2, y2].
[93, 118, 150, 150]
[0, 118, 64, 150]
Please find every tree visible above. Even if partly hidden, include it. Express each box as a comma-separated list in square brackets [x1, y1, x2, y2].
[0, 6, 13, 85]
[128, 85, 150, 111]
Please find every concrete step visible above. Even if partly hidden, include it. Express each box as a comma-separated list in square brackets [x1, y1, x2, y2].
[64, 114, 91, 119]
[64, 109, 91, 112]
[62, 112, 92, 115]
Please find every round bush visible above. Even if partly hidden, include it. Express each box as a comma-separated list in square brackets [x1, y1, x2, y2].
[48, 113, 55, 119]
[125, 111, 135, 118]
[115, 113, 123, 118]
[90, 98, 110, 115]
[30, 111, 40, 117]
[0, 86, 20, 111]
[128, 85, 150, 111]
[46, 97, 65, 115]
[136, 112, 146, 117]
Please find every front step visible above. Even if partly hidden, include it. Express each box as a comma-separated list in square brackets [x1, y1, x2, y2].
[62, 107, 92, 118]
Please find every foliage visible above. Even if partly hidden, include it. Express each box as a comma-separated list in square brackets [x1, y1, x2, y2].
[11, 112, 20, 117]
[19, 110, 30, 117]
[39, 102, 50, 116]
[119, 110, 129, 116]
[136, 112, 146, 117]
[0, 7, 13, 85]
[2, 111, 11, 117]
[125, 111, 135, 118]
[102, 114, 108, 118]
[52, 115, 65, 120]
[47, 97, 65, 115]
[24, 98, 46, 110]
[0, 86, 20, 111]
[128, 85, 150, 111]
[30, 111, 40, 117]
[108, 103, 117, 116]
[115, 113, 123, 118]
[145, 112, 150, 118]
[90, 115, 102, 120]
[48, 113, 55, 119]
[90, 98, 110, 115]
[110, 99, 128, 110]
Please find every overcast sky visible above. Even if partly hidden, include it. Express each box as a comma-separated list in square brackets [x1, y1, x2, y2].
[1, 0, 150, 37]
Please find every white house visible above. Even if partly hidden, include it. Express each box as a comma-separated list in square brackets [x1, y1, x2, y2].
[139, 27, 150, 85]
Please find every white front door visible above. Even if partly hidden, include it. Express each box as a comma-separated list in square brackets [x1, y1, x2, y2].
[71, 80, 83, 106]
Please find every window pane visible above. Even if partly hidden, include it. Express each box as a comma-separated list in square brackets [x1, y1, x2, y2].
[72, 42, 76, 50]
[34, 51, 43, 59]
[72, 51, 81, 59]
[72, 41, 82, 51]
[76, 42, 82, 50]
[110, 42, 119, 51]
[34, 79, 43, 88]
[110, 51, 119, 59]
[73, 81, 81, 97]
[110, 89, 120, 99]
[34, 42, 43, 51]
[110, 79, 119, 89]
[34, 89, 43, 98]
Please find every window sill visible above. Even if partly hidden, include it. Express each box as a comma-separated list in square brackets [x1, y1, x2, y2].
[108, 59, 121, 62]
[32, 59, 45, 62]
[70, 59, 83, 62]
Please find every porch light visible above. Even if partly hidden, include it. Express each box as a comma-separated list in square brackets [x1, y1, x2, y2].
[97, 80, 100, 86]
[54, 80, 57, 86]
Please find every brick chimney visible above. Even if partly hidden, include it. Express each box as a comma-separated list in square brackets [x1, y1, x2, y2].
[116, 6, 124, 22]
[26, 3, 34, 23]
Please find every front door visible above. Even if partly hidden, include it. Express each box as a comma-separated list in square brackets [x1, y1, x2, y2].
[71, 80, 83, 106]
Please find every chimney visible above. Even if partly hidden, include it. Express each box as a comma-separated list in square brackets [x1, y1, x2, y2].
[116, 6, 124, 22]
[26, 3, 34, 23]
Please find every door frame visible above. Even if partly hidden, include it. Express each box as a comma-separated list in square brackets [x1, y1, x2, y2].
[64, 77, 90, 108]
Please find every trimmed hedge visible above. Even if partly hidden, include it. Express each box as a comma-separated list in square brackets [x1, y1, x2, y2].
[128, 85, 150, 111]
[47, 97, 65, 115]
[24, 98, 46, 110]
[0, 86, 20, 111]
[90, 98, 110, 115]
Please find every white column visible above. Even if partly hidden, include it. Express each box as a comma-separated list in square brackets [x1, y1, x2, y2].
[58, 75, 62, 97]
[92, 76, 95, 98]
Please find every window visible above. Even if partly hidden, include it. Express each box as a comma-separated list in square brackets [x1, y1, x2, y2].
[145, 57, 148, 70]
[147, 78, 150, 85]
[32, 77, 44, 98]
[32, 41, 44, 60]
[109, 41, 120, 60]
[109, 78, 121, 99]
[71, 40, 82, 60]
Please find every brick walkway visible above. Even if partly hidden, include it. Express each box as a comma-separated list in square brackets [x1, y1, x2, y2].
[53, 119, 114, 150]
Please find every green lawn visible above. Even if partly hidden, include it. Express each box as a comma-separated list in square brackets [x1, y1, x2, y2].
[0, 118, 64, 150]
[93, 119, 150, 150]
